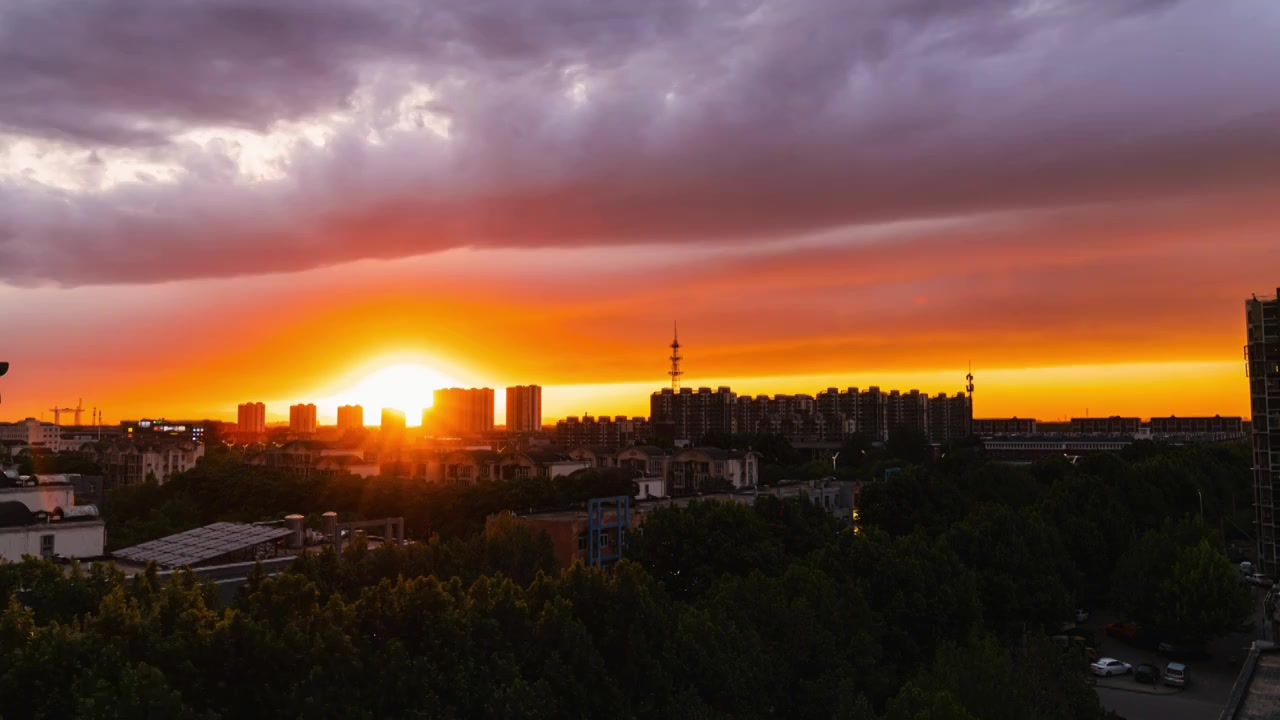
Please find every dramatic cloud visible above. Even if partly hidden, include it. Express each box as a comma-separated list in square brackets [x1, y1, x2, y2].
[1, 0, 1278, 285]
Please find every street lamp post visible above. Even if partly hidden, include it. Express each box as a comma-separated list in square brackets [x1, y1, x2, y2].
[1197, 489, 1204, 523]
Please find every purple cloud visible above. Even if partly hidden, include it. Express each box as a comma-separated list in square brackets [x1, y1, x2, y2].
[0, 0, 1277, 286]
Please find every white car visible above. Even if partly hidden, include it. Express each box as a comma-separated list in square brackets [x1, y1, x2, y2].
[1091, 658, 1132, 677]
[1246, 573, 1274, 588]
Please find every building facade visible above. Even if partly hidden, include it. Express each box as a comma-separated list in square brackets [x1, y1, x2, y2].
[973, 417, 1038, 435]
[428, 388, 495, 435]
[555, 415, 650, 447]
[1149, 415, 1244, 435]
[94, 439, 206, 488]
[1070, 416, 1141, 434]
[289, 404, 318, 434]
[0, 418, 64, 452]
[237, 402, 266, 434]
[1247, 289, 1280, 574]
[505, 385, 543, 432]
[337, 405, 364, 432]
[650, 386, 736, 444]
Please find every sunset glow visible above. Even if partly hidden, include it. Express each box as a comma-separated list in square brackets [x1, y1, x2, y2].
[309, 363, 462, 427]
[0, 0, 1276, 426]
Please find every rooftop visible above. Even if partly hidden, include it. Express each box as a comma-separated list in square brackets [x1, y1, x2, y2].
[112, 522, 293, 569]
[1222, 642, 1280, 719]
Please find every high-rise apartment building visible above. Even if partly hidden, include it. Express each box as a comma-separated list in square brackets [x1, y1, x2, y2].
[427, 388, 495, 435]
[289, 403, 317, 434]
[381, 408, 406, 435]
[337, 405, 364, 432]
[650, 386, 736, 444]
[237, 402, 266, 434]
[1247, 289, 1280, 573]
[506, 385, 543, 432]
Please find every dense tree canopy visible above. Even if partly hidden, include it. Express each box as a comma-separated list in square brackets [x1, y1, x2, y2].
[2, 438, 1253, 718]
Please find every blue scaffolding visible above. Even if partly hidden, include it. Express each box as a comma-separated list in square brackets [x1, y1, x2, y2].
[587, 495, 630, 568]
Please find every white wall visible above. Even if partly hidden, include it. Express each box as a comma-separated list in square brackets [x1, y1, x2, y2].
[0, 484, 75, 513]
[637, 478, 666, 499]
[548, 460, 592, 478]
[0, 521, 105, 562]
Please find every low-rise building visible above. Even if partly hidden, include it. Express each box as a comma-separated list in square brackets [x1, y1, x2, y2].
[1070, 416, 1140, 434]
[973, 417, 1038, 435]
[567, 446, 618, 469]
[0, 478, 104, 563]
[1148, 414, 1244, 435]
[0, 418, 65, 452]
[94, 439, 206, 488]
[668, 447, 761, 494]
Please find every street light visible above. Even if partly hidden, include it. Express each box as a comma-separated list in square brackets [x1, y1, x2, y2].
[1197, 489, 1204, 523]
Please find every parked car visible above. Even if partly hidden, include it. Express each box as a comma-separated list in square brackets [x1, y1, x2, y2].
[1091, 658, 1132, 677]
[1105, 622, 1138, 640]
[1134, 664, 1158, 684]
[1240, 561, 1255, 576]
[1246, 573, 1274, 588]
[1163, 662, 1190, 688]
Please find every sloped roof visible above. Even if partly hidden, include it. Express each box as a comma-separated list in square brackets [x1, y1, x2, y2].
[112, 522, 292, 569]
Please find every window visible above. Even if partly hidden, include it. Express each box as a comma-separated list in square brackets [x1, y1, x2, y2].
[577, 533, 587, 551]
[40, 534, 55, 558]
[599, 534, 609, 547]
[88, 483, 96, 493]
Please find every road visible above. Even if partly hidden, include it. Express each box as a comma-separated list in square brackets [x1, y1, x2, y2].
[1097, 687, 1223, 720]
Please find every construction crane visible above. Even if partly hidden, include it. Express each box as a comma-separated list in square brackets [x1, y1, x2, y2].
[73, 399, 84, 427]
[48, 405, 75, 426]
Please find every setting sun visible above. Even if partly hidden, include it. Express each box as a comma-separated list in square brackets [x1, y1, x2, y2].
[316, 363, 462, 426]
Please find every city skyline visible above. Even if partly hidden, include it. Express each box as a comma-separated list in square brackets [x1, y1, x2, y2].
[0, 349, 1257, 427]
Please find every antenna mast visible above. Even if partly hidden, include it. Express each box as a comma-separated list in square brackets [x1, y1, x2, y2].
[668, 322, 683, 391]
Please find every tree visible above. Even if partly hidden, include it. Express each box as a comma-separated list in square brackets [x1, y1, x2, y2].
[945, 505, 1073, 635]
[1152, 538, 1253, 643]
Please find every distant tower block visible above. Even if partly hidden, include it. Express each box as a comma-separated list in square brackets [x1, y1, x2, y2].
[668, 322, 683, 391]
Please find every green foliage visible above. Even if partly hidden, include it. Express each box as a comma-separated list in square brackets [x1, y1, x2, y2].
[1111, 518, 1252, 642]
[6, 440, 1249, 720]
[104, 458, 639, 550]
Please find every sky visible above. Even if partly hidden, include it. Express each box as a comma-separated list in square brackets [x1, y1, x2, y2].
[1, 0, 1278, 426]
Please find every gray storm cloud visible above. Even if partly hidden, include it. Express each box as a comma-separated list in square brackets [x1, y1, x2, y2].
[0, 0, 1278, 286]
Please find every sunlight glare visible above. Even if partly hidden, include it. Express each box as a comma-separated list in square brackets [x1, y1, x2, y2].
[320, 363, 461, 426]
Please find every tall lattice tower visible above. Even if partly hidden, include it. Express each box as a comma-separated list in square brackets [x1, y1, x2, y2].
[966, 362, 975, 402]
[668, 322, 683, 391]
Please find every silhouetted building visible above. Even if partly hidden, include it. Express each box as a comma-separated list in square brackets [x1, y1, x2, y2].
[237, 402, 266, 434]
[288, 404, 317, 434]
[380, 408, 406, 439]
[650, 386, 736, 444]
[1148, 415, 1244, 435]
[1070, 416, 1140, 434]
[337, 405, 364, 432]
[973, 417, 1038, 435]
[505, 385, 543, 432]
[427, 388, 494, 435]
[555, 415, 650, 447]
[1247, 288, 1280, 573]
[927, 393, 973, 444]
